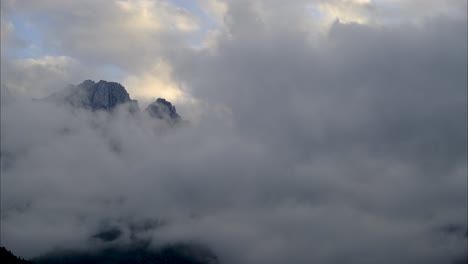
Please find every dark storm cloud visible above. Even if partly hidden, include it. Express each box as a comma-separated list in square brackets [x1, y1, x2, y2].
[1, 1, 467, 264]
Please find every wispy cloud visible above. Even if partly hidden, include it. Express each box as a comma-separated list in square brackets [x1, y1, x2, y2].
[1, 1, 466, 263]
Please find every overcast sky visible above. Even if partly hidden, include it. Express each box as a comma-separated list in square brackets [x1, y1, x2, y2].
[1, 1, 467, 263]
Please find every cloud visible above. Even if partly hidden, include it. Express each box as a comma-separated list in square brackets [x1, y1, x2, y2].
[122, 61, 187, 106]
[0, 0, 199, 72]
[0, 18, 25, 57]
[0, 56, 86, 98]
[1, 1, 467, 264]
[0, 0, 208, 101]
[316, 0, 374, 25]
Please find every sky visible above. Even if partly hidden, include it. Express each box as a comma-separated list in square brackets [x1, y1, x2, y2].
[1, 0, 467, 263]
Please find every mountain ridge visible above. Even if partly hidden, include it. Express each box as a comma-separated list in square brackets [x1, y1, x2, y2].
[45, 80, 181, 122]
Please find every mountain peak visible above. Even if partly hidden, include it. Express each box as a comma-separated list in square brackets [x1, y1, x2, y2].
[145, 98, 181, 121]
[78, 79, 95, 86]
[46, 80, 182, 122]
[84, 80, 132, 111]
[48, 79, 137, 112]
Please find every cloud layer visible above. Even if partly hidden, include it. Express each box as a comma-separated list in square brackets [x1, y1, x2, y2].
[1, 1, 467, 263]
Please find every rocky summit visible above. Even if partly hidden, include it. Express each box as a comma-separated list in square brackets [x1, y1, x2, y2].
[46, 80, 181, 122]
[145, 98, 181, 121]
[46, 80, 138, 112]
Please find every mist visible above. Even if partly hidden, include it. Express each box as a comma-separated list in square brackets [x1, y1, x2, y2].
[1, 1, 467, 264]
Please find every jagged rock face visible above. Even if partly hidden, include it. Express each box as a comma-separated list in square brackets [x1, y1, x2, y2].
[47, 80, 139, 112]
[46, 80, 182, 122]
[145, 98, 181, 121]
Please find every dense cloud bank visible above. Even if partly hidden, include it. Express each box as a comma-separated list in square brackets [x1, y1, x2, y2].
[1, 1, 467, 264]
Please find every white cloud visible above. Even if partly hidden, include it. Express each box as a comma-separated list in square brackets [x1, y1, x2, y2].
[116, 0, 200, 33]
[122, 61, 187, 105]
[0, 1, 467, 263]
[317, 0, 373, 25]
[1, 56, 87, 98]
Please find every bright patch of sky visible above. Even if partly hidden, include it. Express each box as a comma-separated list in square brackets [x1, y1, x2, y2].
[6, 0, 217, 61]
[8, 15, 49, 59]
[169, 0, 220, 48]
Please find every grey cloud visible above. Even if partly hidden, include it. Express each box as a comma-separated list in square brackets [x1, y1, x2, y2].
[1, 1, 467, 264]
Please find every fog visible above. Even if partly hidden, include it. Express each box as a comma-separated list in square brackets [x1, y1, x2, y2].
[1, 1, 467, 263]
